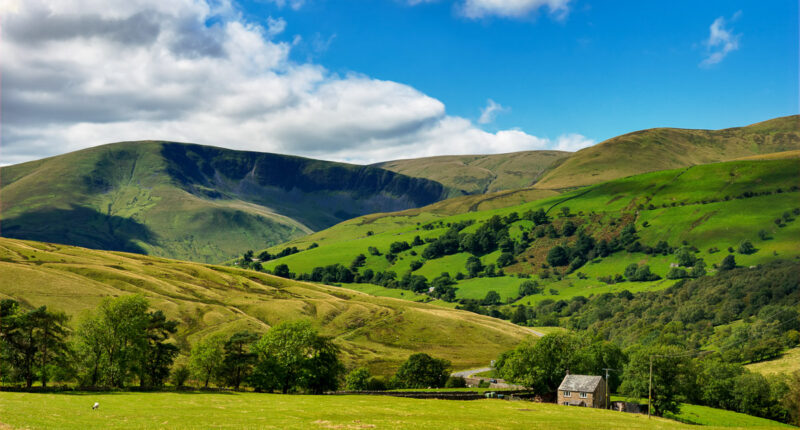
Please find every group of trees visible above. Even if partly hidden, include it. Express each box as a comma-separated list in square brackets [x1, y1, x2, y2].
[1, 297, 347, 394]
[1, 295, 179, 389]
[188, 320, 343, 394]
[345, 353, 453, 391]
[495, 331, 799, 423]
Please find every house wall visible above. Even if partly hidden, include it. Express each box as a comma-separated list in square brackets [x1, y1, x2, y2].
[557, 380, 607, 408]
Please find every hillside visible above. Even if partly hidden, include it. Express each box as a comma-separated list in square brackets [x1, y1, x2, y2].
[375, 150, 570, 194]
[258, 158, 800, 307]
[0, 141, 451, 263]
[534, 115, 800, 189]
[0, 237, 535, 374]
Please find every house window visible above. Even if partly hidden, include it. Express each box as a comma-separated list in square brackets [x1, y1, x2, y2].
[563, 391, 571, 397]
[579, 392, 588, 398]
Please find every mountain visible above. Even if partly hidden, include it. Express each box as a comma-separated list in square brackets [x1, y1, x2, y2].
[0, 237, 534, 374]
[375, 150, 570, 194]
[257, 158, 800, 306]
[0, 141, 452, 263]
[534, 115, 800, 189]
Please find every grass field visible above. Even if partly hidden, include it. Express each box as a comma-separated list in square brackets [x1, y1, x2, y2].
[0, 237, 534, 375]
[746, 347, 800, 375]
[0, 392, 788, 430]
[260, 158, 800, 309]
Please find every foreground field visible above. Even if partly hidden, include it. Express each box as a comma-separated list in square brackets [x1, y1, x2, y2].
[0, 392, 788, 430]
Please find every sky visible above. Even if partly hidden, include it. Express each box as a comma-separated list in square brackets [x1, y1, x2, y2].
[0, 0, 797, 166]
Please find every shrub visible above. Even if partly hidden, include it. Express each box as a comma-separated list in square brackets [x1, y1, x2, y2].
[345, 368, 372, 391]
[737, 240, 756, 255]
[445, 376, 467, 388]
[393, 353, 451, 389]
[719, 255, 736, 271]
[171, 365, 190, 388]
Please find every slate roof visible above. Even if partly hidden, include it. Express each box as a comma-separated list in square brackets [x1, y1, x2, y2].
[558, 375, 603, 392]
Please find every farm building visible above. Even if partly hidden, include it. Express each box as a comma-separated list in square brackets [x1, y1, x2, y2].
[557, 374, 606, 408]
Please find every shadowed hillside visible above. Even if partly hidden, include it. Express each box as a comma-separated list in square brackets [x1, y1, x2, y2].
[0, 141, 452, 263]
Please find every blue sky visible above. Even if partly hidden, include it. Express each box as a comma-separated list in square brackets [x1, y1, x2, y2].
[244, 0, 797, 142]
[1, 0, 797, 165]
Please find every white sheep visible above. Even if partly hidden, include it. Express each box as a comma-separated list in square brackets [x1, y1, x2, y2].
[92, 402, 100, 410]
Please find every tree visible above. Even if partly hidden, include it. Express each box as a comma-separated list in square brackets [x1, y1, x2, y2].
[465, 256, 483, 278]
[251, 320, 343, 394]
[171, 365, 190, 388]
[737, 240, 756, 255]
[497, 252, 515, 268]
[393, 353, 450, 389]
[273, 264, 291, 278]
[675, 247, 696, 267]
[690, 259, 707, 278]
[518, 280, 541, 297]
[495, 333, 582, 393]
[345, 368, 372, 391]
[139, 310, 179, 388]
[75, 295, 150, 388]
[33, 307, 70, 388]
[546, 246, 570, 267]
[620, 345, 695, 416]
[190, 333, 226, 388]
[719, 255, 736, 271]
[483, 290, 501, 306]
[561, 221, 577, 237]
[221, 331, 259, 390]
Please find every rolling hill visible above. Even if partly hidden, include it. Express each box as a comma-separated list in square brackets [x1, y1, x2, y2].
[375, 150, 570, 194]
[258, 158, 800, 306]
[533, 115, 800, 190]
[0, 236, 535, 375]
[0, 141, 453, 263]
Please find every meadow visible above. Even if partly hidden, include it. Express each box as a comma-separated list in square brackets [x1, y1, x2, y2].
[259, 158, 800, 306]
[0, 391, 790, 430]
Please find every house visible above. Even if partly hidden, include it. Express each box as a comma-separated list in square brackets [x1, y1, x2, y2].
[557, 374, 606, 408]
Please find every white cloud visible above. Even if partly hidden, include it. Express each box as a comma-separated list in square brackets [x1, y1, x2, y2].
[0, 0, 592, 166]
[700, 13, 741, 67]
[478, 99, 509, 124]
[552, 133, 594, 151]
[264, 0, 305, 10]
[460, 0, 570, 19]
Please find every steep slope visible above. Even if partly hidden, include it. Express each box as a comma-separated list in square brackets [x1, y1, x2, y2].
[0, 141, 451, 263]
[258, 158, 800, 305]
[0, 237, 534, 374]
[534, 115, 800, 189]
[375, 150, 570, 194]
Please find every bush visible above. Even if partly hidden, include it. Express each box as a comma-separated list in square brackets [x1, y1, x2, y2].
[409, 260, 423, 271]
[667, 267, 688, 279]
[445, 376, 467, 388]
[719, 255, 736, 271]
[546, 246, 570, 267]
[171, 365, 190, 388]
[345, 368, 372, 391]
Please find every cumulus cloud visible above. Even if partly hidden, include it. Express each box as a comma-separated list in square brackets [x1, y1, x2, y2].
[477, 99, 509, 124]
[552, 133, 594, 151]
[700, 13, 741, 67]
[1, 0, 591, 166]
[263, 0, 306, 10]
[460, 0, 570, 19]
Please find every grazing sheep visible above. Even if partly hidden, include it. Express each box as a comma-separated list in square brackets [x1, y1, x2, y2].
[92, 402, 100, 410]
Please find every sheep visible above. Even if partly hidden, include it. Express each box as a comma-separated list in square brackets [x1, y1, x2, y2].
[92, 402, 100, 410]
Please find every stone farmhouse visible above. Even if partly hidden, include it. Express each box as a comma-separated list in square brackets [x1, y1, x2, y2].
[557, 374, 606, 408]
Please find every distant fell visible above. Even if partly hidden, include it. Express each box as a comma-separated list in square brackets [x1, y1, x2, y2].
[534, 115, 800, 189]
[375, 150, 571, 194]
[0, 141, 451, 263]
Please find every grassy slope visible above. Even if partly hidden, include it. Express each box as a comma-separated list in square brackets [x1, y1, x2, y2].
[535, 115, 800, 190]
[0, 141, 450, 263]
[261, 159, 800, 305]
[745, 347, 800, 376]
[0, 392, 787, 430]
[0, 237, 534, 375]
[375, 150, 571, 194]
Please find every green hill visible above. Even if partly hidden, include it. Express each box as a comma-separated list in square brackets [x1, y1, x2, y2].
[534, 115, 800, 190]
[0, 141, 452, 263]
[375, 150, 571, 194]
[258, 158, 800, 306]
[0, 237, 535, 375]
